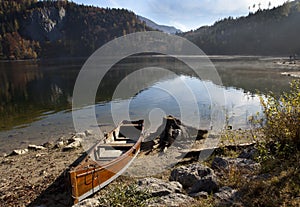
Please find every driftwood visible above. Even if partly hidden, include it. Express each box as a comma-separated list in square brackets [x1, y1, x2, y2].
[141, 115, 209, 154]
[141, 115, 256, 160]
[180, 142, 256, 161]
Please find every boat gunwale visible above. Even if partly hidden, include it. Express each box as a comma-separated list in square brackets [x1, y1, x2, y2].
[69, 120, 144, 176]
[72, 137, 143, 178]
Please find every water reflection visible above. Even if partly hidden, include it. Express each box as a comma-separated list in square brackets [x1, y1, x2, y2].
[0, 60, 79, 130]
[0, 55, 297, 153]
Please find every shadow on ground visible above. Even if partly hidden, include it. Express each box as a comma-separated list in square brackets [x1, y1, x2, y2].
[28, 153, 87, 207]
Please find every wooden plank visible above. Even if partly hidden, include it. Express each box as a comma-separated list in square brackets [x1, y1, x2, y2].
[100, 149, 123, 157]
[98, 143, 135, 148]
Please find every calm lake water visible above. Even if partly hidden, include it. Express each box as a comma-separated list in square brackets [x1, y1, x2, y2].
[0, 55, 296, 153]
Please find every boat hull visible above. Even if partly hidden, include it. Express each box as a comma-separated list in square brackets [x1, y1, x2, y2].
[69, 120, 144, 204]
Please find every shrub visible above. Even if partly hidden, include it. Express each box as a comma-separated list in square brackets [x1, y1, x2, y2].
[257, 80, 300, 161]
[240, 80, 300, 206]
[97, 182, 152, 207]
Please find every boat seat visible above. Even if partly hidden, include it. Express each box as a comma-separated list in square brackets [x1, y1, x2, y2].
[114, 136, 132, 141]
[97, 143, 135, 148]
[94, 147, 124, 159]
[100, 149, 123, 157]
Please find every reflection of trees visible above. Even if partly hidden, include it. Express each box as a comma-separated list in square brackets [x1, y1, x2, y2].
[0, 56, 293, 131]
[0, 61, 42, 130]
[0, 60, 78, 131]
[0, 62, 41, 102]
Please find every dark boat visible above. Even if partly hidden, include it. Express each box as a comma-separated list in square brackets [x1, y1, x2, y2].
[69, 120, 144, 204]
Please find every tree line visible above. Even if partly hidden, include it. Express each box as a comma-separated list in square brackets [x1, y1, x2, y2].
[0, 0, 151, 60]
[183, 1, 300, 56]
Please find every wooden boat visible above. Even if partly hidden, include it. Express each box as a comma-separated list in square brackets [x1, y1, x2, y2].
[68, 120, 144, 204]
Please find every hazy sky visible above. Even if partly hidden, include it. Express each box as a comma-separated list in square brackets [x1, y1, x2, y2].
[72, 0, 288, 31]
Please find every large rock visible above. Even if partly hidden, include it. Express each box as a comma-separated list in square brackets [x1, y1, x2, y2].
[170, 163, 219, 194]
[146, 193, 194, 207]
[72, 198, 100, 207]
[138, 177, 183, 196]
[214, 186, 238, 206]
[138, 178, 193, 207]
[189, 191, 209, 199]
[238, 147, 257, 160]
[212, 157, 260, 172]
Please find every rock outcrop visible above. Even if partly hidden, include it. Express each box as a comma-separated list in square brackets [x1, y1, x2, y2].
[212, 157, 260, 173]
[21, 7, 66, 42]
[137, 178, 194, 207]
[170, 163, 219, 194]
[146, 193, 194, 207]
[138, 177, 183, 196]
[214, 186, 238, 206]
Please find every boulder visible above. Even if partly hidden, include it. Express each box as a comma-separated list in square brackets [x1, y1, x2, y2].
[28, 144, 46, 151]
[146, 193, 194, 207]
[214, 186, 238, 206]
[72, 198, 100, 207]
[138, 177, 183, 197]
[189, 191, 209, 199]
[212, 157, 260, 172]
[10, 149, 28, 156]
[238, 147, 257, 160]
[170, 163, 219, 194]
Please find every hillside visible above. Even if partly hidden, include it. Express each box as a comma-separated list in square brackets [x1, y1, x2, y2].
[0, 0, 151, 60]
[137, 15, 182, 34]
[183, 1, 300, 56]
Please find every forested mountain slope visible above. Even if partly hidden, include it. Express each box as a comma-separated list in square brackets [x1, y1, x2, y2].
[0, 0, 151, 60]
[183, 1, 300, 55]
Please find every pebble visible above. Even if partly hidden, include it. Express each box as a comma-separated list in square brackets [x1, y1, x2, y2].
[56, 141, 65, 148]
[28, 145, 46, 151]
[84, 130, 93, 136]
[10, 149, 28, 156]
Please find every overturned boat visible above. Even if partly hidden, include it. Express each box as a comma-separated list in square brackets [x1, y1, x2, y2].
[68, 120, 144, 203]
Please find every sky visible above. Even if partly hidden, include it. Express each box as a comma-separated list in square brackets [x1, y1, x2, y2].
[72, 0, 289, 32]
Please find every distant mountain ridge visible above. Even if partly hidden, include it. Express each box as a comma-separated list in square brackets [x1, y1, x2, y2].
[183, 0, 300, 55]
[137, 15, 182, 34]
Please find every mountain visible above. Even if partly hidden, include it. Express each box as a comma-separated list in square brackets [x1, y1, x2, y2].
[183, 0, 300, 56]
[137, 15, 182, 34]
[0, 0, 152, 60]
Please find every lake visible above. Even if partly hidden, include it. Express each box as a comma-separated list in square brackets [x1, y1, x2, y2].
[0, 55, 296, 153]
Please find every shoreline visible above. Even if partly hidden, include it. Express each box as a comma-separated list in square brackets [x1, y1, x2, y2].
[0, 127, 255, 207]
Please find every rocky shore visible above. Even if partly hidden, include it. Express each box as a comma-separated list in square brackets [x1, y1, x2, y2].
[274, 59, 300, 78]
[0, 116, 263, 207]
